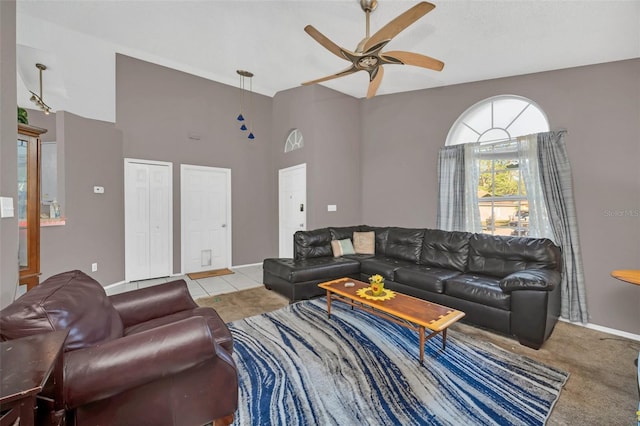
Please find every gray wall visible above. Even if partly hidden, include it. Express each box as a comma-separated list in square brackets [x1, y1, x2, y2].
[0, 0, 18, 307]
[272, 84, 362, 236]
[36, 112, 124, 285]
[115, 55, 274, 271]
[360, 59, 640, 335]
[2, 19, 636, 338]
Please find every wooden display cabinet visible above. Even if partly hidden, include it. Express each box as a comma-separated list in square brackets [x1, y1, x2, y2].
[18, 123, 46, 291]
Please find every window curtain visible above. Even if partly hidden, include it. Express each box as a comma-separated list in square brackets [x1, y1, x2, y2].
[537, 130, 589, 323]
[516, 135, 555, 241]
[437, 143, 482, 233]
[463, 143, 483, 233]
[437, 145, 465, 231]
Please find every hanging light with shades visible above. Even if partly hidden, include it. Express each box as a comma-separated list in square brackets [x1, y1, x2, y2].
[236, 69, 255, 140]
[30, 63, 52, 115]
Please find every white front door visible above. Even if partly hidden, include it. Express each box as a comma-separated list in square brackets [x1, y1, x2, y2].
[181, 165, 231, 274]
[124, 159, 172, 282]
[279, 163, 307, 258]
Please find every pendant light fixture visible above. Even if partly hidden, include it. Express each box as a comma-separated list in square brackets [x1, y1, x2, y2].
[29, 63, 52, 115]
[236, 70, 255, 140]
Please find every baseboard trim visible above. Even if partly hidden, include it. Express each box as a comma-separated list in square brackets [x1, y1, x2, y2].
[560, 318, 640, 342]
[232, 262, 263, 268]
[108, 263, 263, 289]
[104, 280, 126, 290]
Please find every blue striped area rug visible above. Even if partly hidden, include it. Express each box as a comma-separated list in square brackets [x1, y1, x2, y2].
[228, 298, 568, 425]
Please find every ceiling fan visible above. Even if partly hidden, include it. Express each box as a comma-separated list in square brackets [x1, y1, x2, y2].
[302, 0, 444, 98]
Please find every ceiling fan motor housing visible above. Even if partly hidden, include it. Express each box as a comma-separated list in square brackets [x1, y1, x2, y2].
[360, 0, 378, 13]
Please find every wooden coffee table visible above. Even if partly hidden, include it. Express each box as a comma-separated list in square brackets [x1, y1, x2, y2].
[318, 277, 465, 364]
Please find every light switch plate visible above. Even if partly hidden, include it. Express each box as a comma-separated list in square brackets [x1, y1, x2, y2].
[93, 186, 105, 194]
[0, 197, 14, 218]
[327, 204, 337, 212]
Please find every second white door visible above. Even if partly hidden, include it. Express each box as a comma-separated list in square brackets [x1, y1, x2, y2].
[181, 165, 231, 274]
[279, 163, 307, 258]
[124, 159, 172, 282]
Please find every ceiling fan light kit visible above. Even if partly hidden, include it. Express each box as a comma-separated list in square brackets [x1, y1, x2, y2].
[30, 63, 53, 114]
[302, 0, 444, 98]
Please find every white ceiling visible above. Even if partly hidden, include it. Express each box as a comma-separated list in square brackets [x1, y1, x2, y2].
[16, 0, 640, 123]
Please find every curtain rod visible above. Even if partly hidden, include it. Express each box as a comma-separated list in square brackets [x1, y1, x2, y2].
[452, 129, 567, 147]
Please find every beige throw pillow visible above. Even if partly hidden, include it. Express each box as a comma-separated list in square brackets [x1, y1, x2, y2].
[353, 231, 375, 255]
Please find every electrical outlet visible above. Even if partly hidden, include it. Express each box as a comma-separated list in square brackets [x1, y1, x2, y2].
[91, 263, 98, 272]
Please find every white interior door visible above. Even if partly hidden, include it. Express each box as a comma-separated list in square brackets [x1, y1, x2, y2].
[125, 159, 172, 282]
[279, 163, 307, 258]
[181, 165, 231, 274]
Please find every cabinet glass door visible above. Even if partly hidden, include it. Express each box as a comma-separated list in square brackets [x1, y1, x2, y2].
[18, 138, 28, 270]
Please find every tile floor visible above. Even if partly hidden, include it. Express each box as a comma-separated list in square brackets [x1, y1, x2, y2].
[105, 264, 264, 300]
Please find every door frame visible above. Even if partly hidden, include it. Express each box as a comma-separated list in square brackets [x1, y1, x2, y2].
[278, 163, 307, 258]
[124, 158, 173, 283]
[180, 164, 232, 274]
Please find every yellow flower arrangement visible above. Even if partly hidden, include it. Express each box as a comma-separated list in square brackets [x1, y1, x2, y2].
[369, 274, 384, 284]
[368, 274, 385, 296]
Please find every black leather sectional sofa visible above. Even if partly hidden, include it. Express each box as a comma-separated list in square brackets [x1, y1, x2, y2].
[263, 225, 563, 349]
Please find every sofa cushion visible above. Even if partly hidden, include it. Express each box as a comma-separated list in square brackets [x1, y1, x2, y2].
[353, 231, 375, 255]
[445, 273, 511, 311]
[468, 234, 562, 278]
[294, 228, 332, 260]
[329, 226, 364, 241]
[395, 265, 462, 294]
[331, 239, 355, 257]
[263, 257, 360, 283]
[385, 227, 424, 263]
[359, 256, 416, 281]
[420, 229, 470, 272]
[0, 270, 124, 351]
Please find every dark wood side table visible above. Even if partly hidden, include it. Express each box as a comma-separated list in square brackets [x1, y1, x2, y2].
[0, 330, 68, 426]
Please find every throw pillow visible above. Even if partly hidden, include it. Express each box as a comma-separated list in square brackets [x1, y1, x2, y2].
[331, 238, 355, 257]
[353, 231, 375, 255]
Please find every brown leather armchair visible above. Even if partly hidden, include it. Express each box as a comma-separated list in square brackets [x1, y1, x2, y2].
[0, 270, 238, 426]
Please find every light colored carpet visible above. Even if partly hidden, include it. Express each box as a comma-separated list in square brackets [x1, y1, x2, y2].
[228, 298, 568, 425]
[197, 287, 640, 424]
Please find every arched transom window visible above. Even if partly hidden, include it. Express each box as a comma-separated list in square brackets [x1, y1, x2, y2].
[284, 129, 304, 153]
[446, 95, 549, 146]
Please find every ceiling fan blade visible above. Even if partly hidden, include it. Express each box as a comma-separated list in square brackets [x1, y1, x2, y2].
[364, 2, 435, 52]
[366, 66, 384, 99]
[304, 25, 349, 61]
[301, 66, 358, 86]
[382, 50, 444, 71]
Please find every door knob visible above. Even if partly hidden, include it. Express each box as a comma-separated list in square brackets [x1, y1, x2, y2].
[300, 223, 304, 228]
[222, 224, 227, 228]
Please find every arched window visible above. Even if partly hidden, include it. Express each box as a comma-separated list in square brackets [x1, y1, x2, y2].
[440, 95, 552, 238]
[284, 129, 304, 153]
[446, 95, 549, 146]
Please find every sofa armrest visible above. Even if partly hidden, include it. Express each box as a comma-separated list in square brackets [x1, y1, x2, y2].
[63, 316, 233, 408]
[109, 279, 198, 327]
[499, 269, 561, 293]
